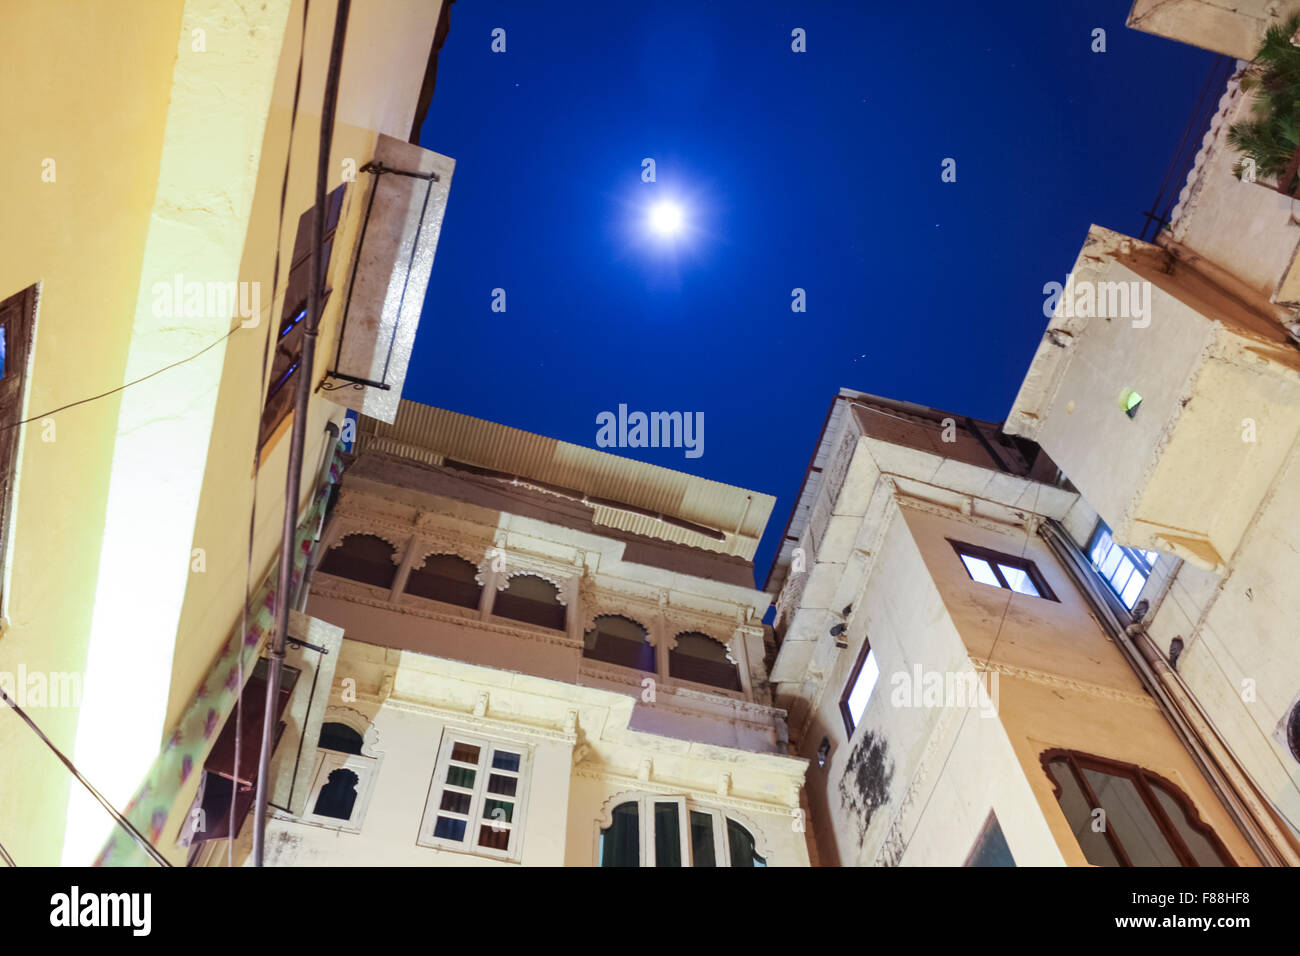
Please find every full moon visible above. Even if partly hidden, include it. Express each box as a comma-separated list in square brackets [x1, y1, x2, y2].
[648, 200, 685, 237]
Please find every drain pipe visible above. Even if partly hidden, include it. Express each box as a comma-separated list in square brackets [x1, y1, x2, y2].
[1040, 519, 1300, 866]
[251, 0, 351, 868]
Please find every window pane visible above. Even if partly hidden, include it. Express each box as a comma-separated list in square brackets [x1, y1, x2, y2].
[450, 743, 481, 764]
[846, 650, 880, 729]
[434, 816, 467, 842]
[483, 798, 514, 824]
[1081, 767, 1180, 866]
[487, 773, 518, 796]
[965, 814, 1015, 867]
[1046, 758, 1123, 867]
[726, 818, 766, 867]
[1151, 785, 1226, 866]
[445, 766, 476, 789]
[1119, 570, 1145, 608]
[654, 802, 682, 867]
[998, 564, 1040, 597]
[439, 790, 471, 814]
[961, 555, 1000, 587]
[1099, 545, 1123, 579]
[690, 811, 717, 867]
[1090, 530, 1114, 567]
[477, 825, 510, 851]
[599, 802, 640, 867]
[491, 751, 521, 772]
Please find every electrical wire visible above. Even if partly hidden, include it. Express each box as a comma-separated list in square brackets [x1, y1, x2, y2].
[0, 685, 170, 866]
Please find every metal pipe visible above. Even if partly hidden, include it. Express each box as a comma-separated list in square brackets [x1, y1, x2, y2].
[252, 0, 351, 867]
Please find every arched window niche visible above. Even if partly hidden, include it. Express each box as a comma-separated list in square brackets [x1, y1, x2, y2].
[318, 533, 398, 590]
[493, 573, 566, 630]
[583, 614, 654, 671]
[669, 631, 742, 692]
[406, 553, 483, 609]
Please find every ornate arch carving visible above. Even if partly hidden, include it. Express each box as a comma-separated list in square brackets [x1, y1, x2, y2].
[324, 525, 408, 565]
[322, 705, 381, 757]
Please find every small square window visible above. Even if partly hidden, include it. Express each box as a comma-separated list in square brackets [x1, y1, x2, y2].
[949, 540, 1057, 602]
[1087, 521, 1157, 610]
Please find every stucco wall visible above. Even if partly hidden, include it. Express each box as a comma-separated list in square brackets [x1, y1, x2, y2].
[0, 0, 187, 867]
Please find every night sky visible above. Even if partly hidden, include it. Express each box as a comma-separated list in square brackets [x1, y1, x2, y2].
[410, 0, 1221, 583]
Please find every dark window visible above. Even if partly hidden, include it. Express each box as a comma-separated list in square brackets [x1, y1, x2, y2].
[317, 721, 364, 755]
[1288, 702, 1300, 764]
[1042, 749, 1234, 867]
[669, 632, 742, 691]
[1088, 521, 1159, 610]
[259, 184, 346, 449]
[406, 553, 482, 608]
[964, 812, 1016, 867]
[493, 574, 565, 630]
[690, 811, 717, 867]
[726, 818, 767, 867]
[838, 638, 880, 737]
[598, 802, 640, 867]
[583, 614, 655, 671]
[0, 284, 35, 610]
[949, 539, 1057, 601]
[317, 534, 397, 589]
[313, 768, 359, 820]
[654, 801, 682, 867]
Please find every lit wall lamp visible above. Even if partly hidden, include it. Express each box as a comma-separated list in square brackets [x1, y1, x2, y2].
[816, 737, 831, 768]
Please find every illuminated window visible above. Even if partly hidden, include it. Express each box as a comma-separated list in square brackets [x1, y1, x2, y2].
[839, 640, 880, 736]
[419, 734, 530, 861]
[1088, 521, 1157, 610]
[949, 540, 1057, 601]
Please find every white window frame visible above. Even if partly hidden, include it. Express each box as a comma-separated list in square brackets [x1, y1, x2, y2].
[595, 794, 767, 867]
[417, 731, 532, 862]
[301, 750, 379, 833]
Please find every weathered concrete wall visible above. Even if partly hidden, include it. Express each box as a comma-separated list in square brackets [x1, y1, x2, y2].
[1128, 0, 1292, 60]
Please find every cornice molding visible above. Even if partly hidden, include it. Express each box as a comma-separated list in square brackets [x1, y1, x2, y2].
[971, 657, 1159, 709]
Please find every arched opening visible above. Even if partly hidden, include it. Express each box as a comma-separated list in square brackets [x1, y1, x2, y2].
[493, 574, 565, 630]
[669, 632, 741, 691]
[583, 615, 654, 671]
[406, 553, 482, 609]
[317, 534, 397, 589]
[312, 768, 359, 820]
[1043, 749, 1233, 866]
[317, 721, 364, 755]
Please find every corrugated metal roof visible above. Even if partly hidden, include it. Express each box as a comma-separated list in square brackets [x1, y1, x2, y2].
[356, 400, 775, 559]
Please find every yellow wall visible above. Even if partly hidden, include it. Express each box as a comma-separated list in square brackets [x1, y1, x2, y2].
[0, 0, 445, 865]
[0, 0, 186, 867]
